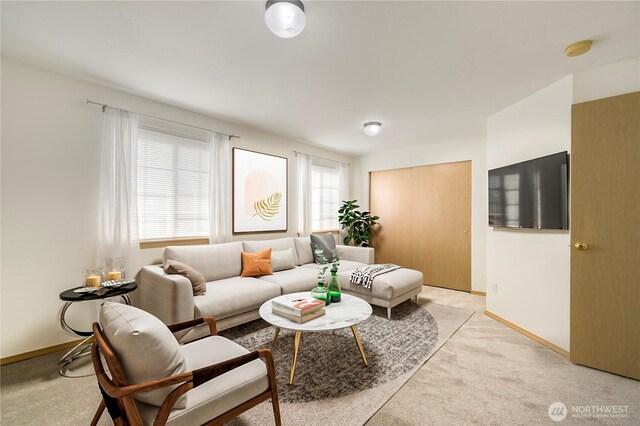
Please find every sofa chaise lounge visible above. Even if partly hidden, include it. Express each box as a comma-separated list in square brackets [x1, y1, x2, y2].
[138, 237, 423, 338]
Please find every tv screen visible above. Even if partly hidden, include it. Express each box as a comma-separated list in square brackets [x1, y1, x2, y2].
[489, 151, 569, 230]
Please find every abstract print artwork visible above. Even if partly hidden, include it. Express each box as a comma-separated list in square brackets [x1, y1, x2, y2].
[233, 148, 288, 233]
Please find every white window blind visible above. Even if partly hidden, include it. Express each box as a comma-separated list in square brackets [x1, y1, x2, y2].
[137, 127, 210, 240]
[311, 161, 340, 231]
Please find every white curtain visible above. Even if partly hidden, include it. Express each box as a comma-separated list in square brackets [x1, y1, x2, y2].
[338, 162, 350, 243]
[339, 161, 350, 204]
[297, 152, 312, 237]
[209, 132, 231, 244]
[97, 107, 141, 277]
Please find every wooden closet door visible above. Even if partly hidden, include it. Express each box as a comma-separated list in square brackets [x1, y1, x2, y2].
[370, 161, 471, 291]
[369, 168, 415, 268]
[570, 92, 640, 380]
[413, 161, 471, 291]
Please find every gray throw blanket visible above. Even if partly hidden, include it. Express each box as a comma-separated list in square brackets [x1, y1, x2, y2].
[350, 264, 401, 290]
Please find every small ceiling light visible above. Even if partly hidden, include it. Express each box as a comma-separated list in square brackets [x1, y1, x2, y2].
[565, 40, 593, 57]
[363, 122, 383, 137]
[265, 0, 306, 39]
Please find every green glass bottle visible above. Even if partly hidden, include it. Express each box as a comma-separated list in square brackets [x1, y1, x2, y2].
[327, 271, 342, 303]
[311, 282, 331, 306]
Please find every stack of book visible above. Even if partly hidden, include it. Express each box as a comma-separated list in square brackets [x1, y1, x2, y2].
[271, 297, 326, 323]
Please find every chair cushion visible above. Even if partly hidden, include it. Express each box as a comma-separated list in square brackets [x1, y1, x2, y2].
[300, 260, 367, 273]
[241, 248, 273, 277]
[293, 237, 314, 265]
[164, 259, 206, 296]
[243, 237, 300, 265]
[338, 268, 424, 300]
[136, 336, 269, 426]
[193, 277, 281, 320]
[259, 266, 319, 293]
[270, 248, 296, 272]
[311, 233, 338, 263]
[163, 242, 243, 282]
[99, 302, 187, 408]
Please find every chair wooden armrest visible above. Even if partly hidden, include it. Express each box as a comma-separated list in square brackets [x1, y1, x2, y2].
[92, 335, 278, 426]
[166, 316, 217, 336]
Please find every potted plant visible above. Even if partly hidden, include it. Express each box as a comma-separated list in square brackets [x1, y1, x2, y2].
[338, 200, 380, 247]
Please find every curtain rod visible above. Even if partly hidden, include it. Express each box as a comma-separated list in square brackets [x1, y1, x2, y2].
[293, 150, 350, 166]
[82, 98, 240, 140]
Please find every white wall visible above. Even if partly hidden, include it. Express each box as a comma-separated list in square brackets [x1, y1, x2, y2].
[573, 57, 640, 104]
[351, 136, 487, 293]
[0, 58, 351, 359]
[486, 75, 573, 351]
[485, 57, 640, 352]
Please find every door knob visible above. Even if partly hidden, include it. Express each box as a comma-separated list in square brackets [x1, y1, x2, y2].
[464, 229, 470, 235]
[574, 242, 589, 251]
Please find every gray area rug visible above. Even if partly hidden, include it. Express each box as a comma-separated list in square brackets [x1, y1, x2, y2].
[221, 301, 439, 403]
[228, 301, 473, 426]
[0, 301, 472, 426]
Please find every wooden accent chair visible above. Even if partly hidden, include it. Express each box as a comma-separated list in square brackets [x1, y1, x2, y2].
[91, 303, 280, 426]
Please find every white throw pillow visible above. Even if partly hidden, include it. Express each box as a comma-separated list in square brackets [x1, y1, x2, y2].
[99, 302, 188, 408]
[271, 248, 296, 272]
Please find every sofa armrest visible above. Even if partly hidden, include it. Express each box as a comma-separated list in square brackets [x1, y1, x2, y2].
[336, 245, 375, 265]
[137, 265, 195, 325]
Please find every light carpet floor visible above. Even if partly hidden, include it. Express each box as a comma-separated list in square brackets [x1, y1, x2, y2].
[367, 286, 640, 425]
[2, 286, 638, 425]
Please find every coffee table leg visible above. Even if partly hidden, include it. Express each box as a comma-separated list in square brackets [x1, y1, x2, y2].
[289, 331, 302, 385]
[351, 325, 368, 366]
[272, 327, 281, 347]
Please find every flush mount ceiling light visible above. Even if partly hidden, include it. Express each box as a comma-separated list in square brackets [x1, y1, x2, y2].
[565, 40, 593, 57]
[265, 0, 306, 39]
[363, 122, 383, 137]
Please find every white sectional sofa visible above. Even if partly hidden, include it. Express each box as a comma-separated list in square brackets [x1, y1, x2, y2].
[138, 237, 423, 335]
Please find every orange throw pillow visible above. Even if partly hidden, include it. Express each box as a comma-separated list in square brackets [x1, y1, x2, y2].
[241, 248, 273, 277]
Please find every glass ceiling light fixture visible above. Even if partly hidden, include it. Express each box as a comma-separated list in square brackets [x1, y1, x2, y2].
[363, 122, 382, 137]
[265, 0, 306, 39]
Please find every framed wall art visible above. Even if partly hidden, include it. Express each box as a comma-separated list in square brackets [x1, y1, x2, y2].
[233, 148, 288, 233]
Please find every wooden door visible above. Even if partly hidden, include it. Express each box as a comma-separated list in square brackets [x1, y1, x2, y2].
[369, 167, 415, 268]
[370, 161, 472, 291]
[570, 92, 640, 380]
[413, 161, 471, 291]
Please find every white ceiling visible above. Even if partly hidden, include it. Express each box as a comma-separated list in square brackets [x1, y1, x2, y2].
[2, 1, 639, 155]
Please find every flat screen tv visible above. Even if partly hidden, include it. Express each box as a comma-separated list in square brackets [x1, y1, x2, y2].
[489, 151, 569, 230]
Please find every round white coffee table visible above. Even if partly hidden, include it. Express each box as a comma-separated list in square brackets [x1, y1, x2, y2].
[259, 292, 372, 384]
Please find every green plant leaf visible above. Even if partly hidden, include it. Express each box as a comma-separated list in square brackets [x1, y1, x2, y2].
[337, 199, 381, 246]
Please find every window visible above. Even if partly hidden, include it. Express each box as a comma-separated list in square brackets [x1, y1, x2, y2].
[311, 161, 340, 231]
[137, 127, 210, 241]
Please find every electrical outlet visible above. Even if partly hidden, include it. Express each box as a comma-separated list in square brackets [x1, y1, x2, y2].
[492, 282, 498, 294]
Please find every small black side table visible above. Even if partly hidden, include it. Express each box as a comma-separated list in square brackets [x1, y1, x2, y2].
[57, 282, 137, 377]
